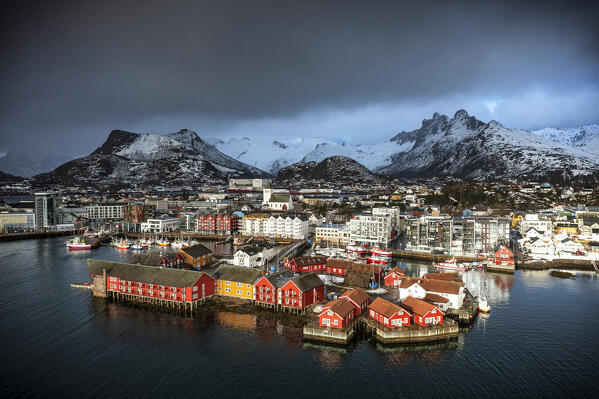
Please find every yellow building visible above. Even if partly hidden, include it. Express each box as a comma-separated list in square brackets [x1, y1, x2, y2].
[213, 264, 262, 300]
[555, 223, 578, 235]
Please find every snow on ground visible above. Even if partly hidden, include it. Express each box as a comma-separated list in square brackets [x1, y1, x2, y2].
[319, 275, 345, 285]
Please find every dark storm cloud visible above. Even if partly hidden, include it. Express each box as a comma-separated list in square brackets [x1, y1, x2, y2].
[1, 0, 599, 155]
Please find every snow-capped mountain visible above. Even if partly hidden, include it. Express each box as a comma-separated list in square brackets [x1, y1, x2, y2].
[377, 110, 599, 183]
[32, 129, 269, 190]
[207, 136, 341, 174]
[276, 156, 384, 185]
[532, 124, 599, 156]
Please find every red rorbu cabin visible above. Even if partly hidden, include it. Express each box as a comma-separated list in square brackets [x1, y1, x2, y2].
[284, 256, 328, 273]
[278, 272, 324, 311]
[318, 299, 356, 329]
[493, 244, 515, 267]
[338, 288, 371, 316]
[368, 297, 412, 328]
[400, 296, 444, 326]
[384, 266, 406, 287]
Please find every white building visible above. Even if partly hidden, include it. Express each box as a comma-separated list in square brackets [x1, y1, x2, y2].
[349, 213, 392, 247]
[266, 214, 309, 239]
[519, 213, 553, 237]
[233, 247, 261, 267]
[315, 224, 351, 246]
[140, 217, 180, 233]
[555, 238, 585, 255]
[372, 207, 401, 230]
[263, 189, 293, 211]
[85, 204, 125, 221]
[240, 214, 268, 236]
[229, 178, 271, 191]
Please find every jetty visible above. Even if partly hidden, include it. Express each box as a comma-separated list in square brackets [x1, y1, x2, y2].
[303, 316, 459, 345]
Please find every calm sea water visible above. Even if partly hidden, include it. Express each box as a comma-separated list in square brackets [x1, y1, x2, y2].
[1, 237, 598, 398]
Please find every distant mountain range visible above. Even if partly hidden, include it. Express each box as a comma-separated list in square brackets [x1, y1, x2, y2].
[276, 156, 385, 185]
[2, 112, 599, 191]
[27, 129, 269, 191]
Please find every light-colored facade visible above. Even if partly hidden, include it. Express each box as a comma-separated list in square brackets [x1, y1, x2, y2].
[262, 189, 293, 211]
[315, 224, 351, 245]
[85, 204, 125, 221]
[140, 217, 180, 233]
[241, 214, 268, 236]
[0, 212, 35, 232]
[349, 214, 392, 247]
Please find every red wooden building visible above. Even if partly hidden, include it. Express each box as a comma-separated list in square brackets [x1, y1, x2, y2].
[493, 243, 515, 267]
[197, 213, 239, 234]
[325, 259, 352, 276]
[400, 296, 444, 326]
[383, 266, 406, 287]
[318, 299, 356, 329]
[284, 256, 328, 273]
[131, 252, 185, 269]
[88, 260, 215, 303]
[338, 288, 371, 316]
[278, 272, 324, 311]
[254, 270, 294, 307]
[368, 297, 412, 328]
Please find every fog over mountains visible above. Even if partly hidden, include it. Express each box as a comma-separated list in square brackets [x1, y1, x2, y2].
[2, 110, 599, 189]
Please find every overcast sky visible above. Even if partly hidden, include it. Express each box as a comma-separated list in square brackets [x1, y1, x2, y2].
[1, 0, 598, 157]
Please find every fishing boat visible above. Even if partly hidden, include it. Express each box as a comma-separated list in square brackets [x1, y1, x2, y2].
[367, 255, 390, 265]
[156, 238, 170, 246]
[370, 246, 381, 256]
[478, 296, 491, 312]
[115, 240, 130, 250]
[378, 248, 393, 259]
[433, 258, 469, 271]
[130, 242, 144, 250]
[346, 242, 367, 255]
[66, 236, 92, 250]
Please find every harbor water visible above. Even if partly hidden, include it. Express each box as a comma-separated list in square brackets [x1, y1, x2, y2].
[1, 237, 598, 398]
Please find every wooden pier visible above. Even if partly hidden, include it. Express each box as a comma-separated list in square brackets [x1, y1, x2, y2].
[106, 290, 208, 315]
[0, 230, 75, 242]
[70, 283, 93, 290]
[446, 300, 479, 325]
[391, 249, 482, 262]
[303, 316, 459, 345]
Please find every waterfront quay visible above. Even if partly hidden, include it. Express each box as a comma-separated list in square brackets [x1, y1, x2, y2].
[303, 316, 459, 345]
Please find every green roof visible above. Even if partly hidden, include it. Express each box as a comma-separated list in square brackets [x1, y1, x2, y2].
[213, 264, 263, 284]
[269, 193, 290, 203]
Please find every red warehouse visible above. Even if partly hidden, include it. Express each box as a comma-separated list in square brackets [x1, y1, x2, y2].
[400, 296, 444, 326]
[254, 270, 294, 307]
[318, 299, 356, 329]
[197, 213, 216, 234]
[384, 266, 406, 287]
[216, 213, 239, 234]
[284, 256, 328, 273]
[338, 288, 371, 316]
[87, 259, 215, 304]
[325, 259, 352, 276]
[493, 243, 515, 267]
[368, 297, 412, 328]
[278, 272, 324, 311]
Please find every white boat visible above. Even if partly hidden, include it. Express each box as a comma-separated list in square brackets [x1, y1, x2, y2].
[115, 240, 130, 250]
[478, 296, 491, 312]
[347, 242, 367, 255]
[367, 255, 390, 265]
[433, 258, 469, 271]
[66, 236, 92, 250]
[130, 243, 144, 250]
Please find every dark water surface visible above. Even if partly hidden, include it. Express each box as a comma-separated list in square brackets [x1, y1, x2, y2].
[1, 237, 598, 398]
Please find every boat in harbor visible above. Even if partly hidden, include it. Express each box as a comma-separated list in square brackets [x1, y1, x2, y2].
[433, 258, 470, 271]
[66, 236, 92, 250]
[367, 255, 390, 265]
[130, 242, 144, 250]
[156, 238, 170, 246]
[478, 296, 491, 312]
[346, 242, 367, 255]
[115, 240, 130, 250]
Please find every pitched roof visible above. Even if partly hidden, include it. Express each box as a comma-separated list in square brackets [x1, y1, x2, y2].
[131, 251, 180, 266]
[325, 258, 353, 270]
[400, 296, 440, 316]
[290, 272, 323, 292]
[179, 244, 212, 258]
[420, 279, 463, 295]
[269, 193, 291, 203]
[344, 262, 384, 289]
[389, 266, 406, 276]
[324, 299, 355, 319]
[339, 288, 370, 305]
[399, 277, 422, 289]
[262, 270, 294, 288]
[368, 297, 404, 318]
[87, 259, 208, 287]
[421, 272, 462, 282]
[213, 264, 262, 284]
[423, 292, 449, 304]
[290, 256, 328, 267]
